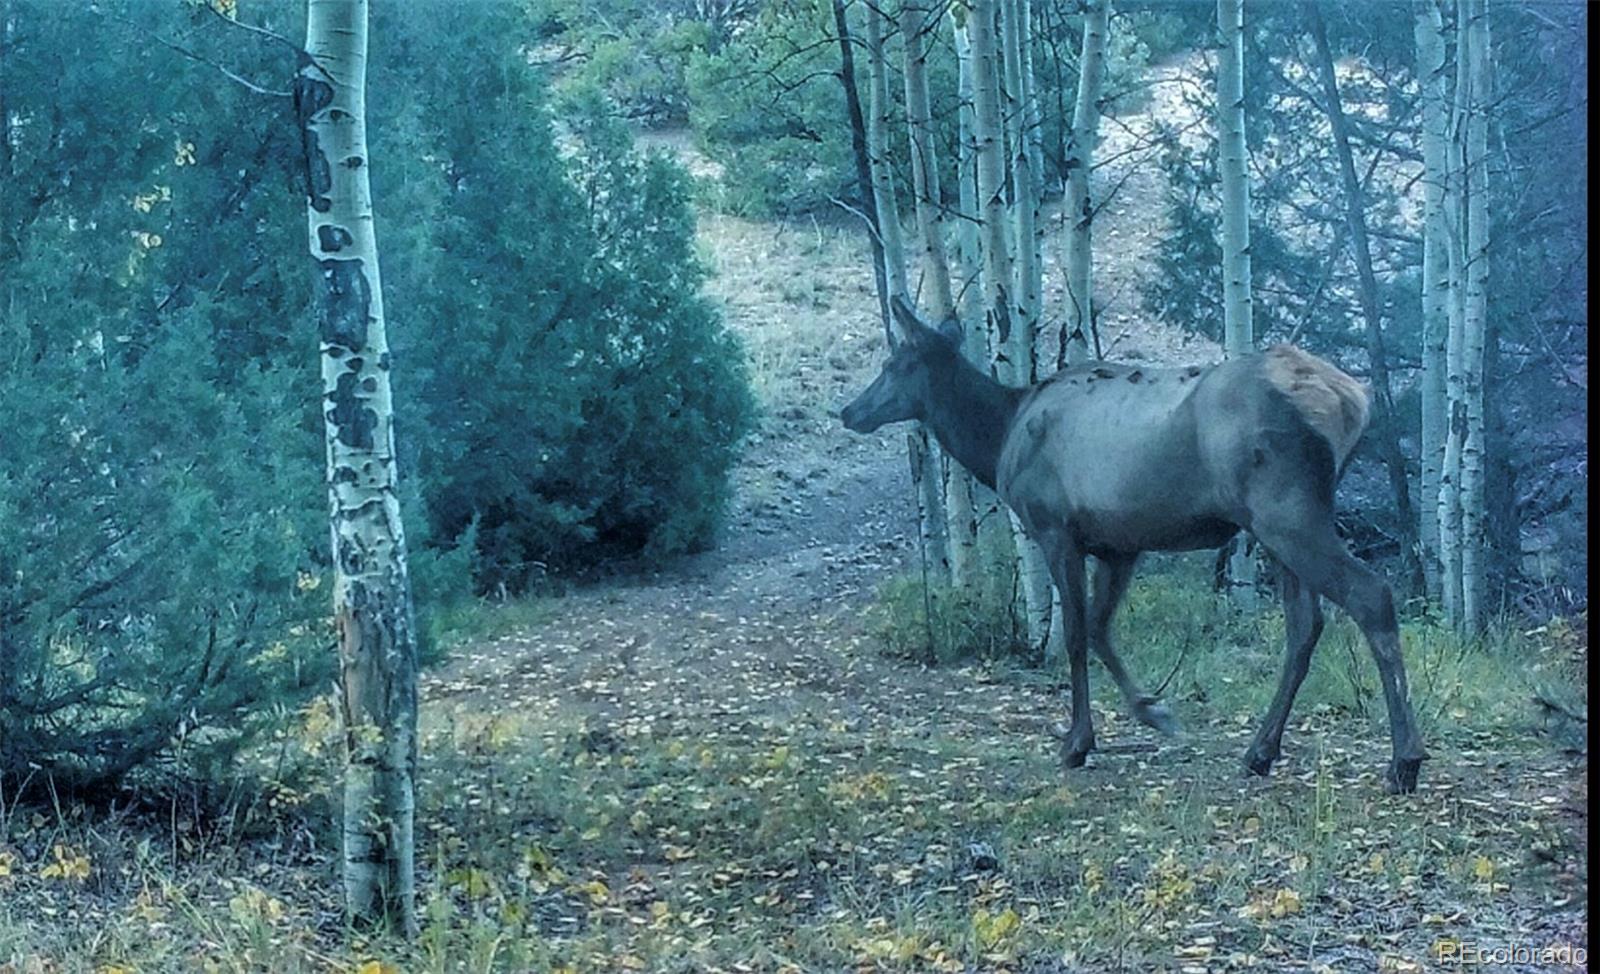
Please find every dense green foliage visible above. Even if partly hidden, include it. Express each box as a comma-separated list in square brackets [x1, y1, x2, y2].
[375, 8, 753, 590]
[534, 0, 742, 125]
[685, 0, 861, 216]
[0, 0, 751, 783]
[0, 1, 327, 785]
[678, 0, 1176, 215]
[532, 0, 1198, 214]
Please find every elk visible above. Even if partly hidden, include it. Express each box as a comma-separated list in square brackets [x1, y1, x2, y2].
[841, 297, 1426, 793]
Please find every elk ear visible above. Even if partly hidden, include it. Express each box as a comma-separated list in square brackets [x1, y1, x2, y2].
[891, 295, 963, 351]
[936, 317, 964, 349]
[890, 294, 935, 345]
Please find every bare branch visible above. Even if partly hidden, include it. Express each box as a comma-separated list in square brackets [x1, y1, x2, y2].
[200, 2, 337, 85]
[200, 3, 299, 56]
[101, 10, 291, 97]
[827, 194, 886, 251]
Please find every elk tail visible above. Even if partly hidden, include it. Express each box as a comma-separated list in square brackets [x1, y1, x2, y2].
[1261, 344, 1372, 474]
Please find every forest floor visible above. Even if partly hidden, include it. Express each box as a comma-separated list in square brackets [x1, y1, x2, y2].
[1, 68, 1587, 974]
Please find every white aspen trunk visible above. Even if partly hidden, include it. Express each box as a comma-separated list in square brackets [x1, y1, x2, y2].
[866, 5, 908, 303]
[966, 0, 1056, 662]
[1216, 0, 1253, 356]
[953, 18, 983, 331]
[1438, 0, 1470, 626]
[1012, 0, 1045, 370]
[900, 0, 956, 321]
[970, 0, 1010, 397]
[296, 0, 417, 935]
[902, 0, 976, 587]
[992, 0, 1056, 662]
[1460, 0, 1489, 633]
[1014, 0, 1060, 661]
[1061, 0, 1110, 366]
[867, 0, 949, 583]
[1008, 520, 1058, 658]
[832, 0, 895, 349]
[953, 16, 1010, 567]
[1216, 0, 1256, 608]
[1000, 0, 1039, 379]
[1415, 0, 1450, 603]
[1018, 0, 1044, 209]
[908, 429, 950, 586]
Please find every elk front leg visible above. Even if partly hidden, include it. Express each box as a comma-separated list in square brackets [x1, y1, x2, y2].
[1088, 554, 1178, 735]
[1044, 534, 1095, 767]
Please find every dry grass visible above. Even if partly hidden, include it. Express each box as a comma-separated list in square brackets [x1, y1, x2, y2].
[697, 211, 886, 423]
[1, 573, 1585, 974]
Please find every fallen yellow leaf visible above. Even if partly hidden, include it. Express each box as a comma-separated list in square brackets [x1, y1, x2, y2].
[1271, 887, 1303, 917]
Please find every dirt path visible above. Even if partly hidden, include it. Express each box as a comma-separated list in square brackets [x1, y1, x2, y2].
[415, 94, 1584, 972]
[425, 73, 1225, 730]
[422, 438, 930, 724]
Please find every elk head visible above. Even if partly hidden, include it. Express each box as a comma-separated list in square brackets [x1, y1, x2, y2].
[840, 296, 964, 434]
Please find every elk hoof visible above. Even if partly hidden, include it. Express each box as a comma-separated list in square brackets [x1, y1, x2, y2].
[1050, 720, 1095, 768]
[1133, 697, 1179, 736]
[1387, 756, 1425, 794]
[1242, 745, 1277, 778]
[1060, 745, 1092, 769]
[1056, 730, 1095, 769]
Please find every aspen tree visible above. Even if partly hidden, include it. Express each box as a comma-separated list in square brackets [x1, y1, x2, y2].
[1061, 0, 1109, 367]
[1439, 0, 1471, 626]
[866, 0, 950, 581]
[295, 0, 418, 934]
[1216, 0, 1256, 607]
[1459, 0, 1490, 632]
[901, 0, 976, 585]
[1415, 0, 1450, 601]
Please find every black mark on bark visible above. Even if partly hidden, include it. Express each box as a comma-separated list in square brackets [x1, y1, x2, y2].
[328, 368, 378, 451]
[316, 258, 370, 351]
[293, 59, 335, 213]
[318, 224, 354, 253]
[992, 286, 1013, 345]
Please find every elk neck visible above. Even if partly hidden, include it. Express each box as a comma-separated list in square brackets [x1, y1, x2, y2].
[920, 350, 1023, 491]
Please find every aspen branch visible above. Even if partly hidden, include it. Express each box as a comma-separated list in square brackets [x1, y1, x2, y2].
[102, 11, 291, 97]
[199, 2, 337, 85]
[827, 195, 886, 251]
[200, 3, 305, 57]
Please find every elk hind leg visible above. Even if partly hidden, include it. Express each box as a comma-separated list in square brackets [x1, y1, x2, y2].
[1253, 514, 1427, 793]
[1243, 562, 1324, 776]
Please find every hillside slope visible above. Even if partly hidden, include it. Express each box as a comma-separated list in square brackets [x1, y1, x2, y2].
[427, 73, 1227, 721]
